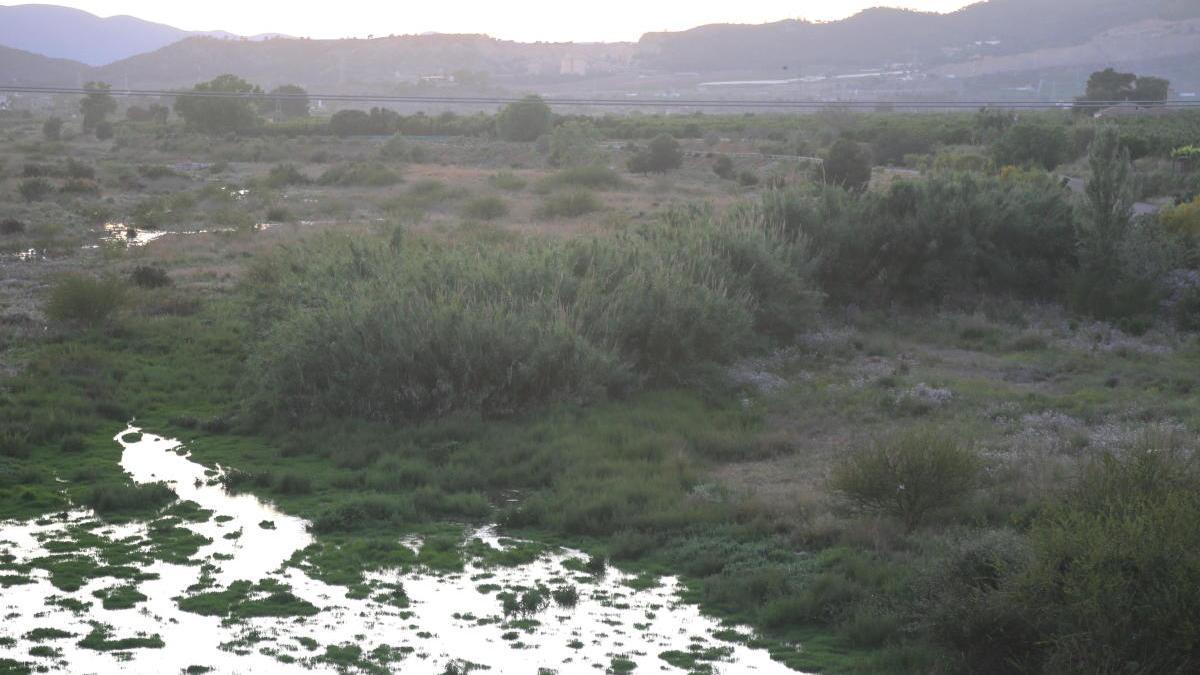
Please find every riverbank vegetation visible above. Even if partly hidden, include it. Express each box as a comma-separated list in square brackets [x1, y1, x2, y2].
[3, 92, 1200, 672]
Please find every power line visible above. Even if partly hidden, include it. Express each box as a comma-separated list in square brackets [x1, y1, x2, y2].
[3, 84, 1199, 110]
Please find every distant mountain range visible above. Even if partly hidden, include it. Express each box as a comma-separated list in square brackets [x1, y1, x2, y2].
[1, 0, 1198, 98]
[0, 4, 280, 66]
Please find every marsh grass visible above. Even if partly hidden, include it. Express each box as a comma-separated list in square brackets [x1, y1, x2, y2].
[83, 482, 175, 518]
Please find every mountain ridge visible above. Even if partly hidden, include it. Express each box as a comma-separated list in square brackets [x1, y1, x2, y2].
[0, 3, 274, 66]
[1, 1, 1198, 97]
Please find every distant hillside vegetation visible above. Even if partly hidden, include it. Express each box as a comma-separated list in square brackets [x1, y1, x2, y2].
[636, 0, 1200, 71]
[0, 44, 88, 86]
[93, 35, 637, 90]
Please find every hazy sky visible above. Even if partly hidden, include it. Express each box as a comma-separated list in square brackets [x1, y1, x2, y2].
[24, 1, 979, 42]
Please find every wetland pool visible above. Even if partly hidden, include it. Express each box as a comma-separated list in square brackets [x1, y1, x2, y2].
[0, 427, 803, 674]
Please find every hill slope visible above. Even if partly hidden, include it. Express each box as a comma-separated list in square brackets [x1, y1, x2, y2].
[93, 35, 637, 89]
[636, 0, 1200, 72]
[0, 4, 237, 66]
[0, 44, 88, 86]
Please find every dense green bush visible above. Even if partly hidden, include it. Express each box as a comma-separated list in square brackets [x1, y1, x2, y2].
[84, 482, 175, 516]
[461, 196, 509, 221]
[1016, 430, 1200, 673]
[46, 275, 126, 326]
[713, 155, 735, 180]
[991, 121, 1071, 170]
[318, 162, 402, 187]
[19, 177, 53, 202]
[822, 139, 872, 191]
[264, 164, 309, 188]
[914, 531, 1039, 672]
[130, 266, 172, 289]
[626, 134, 683, 174]
[831, 428, 980, 532]
[0, 218, 26, 235]
[329, 108, 400, 136]
[538, 166, 623, 192]
[241, 208, 817, 422]
[761, 170, 1076, 303]
[536, 190, 602, 219]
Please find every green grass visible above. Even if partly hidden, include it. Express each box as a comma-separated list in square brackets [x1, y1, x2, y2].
[6, 141, 1200, 674]
[77, 623, 164, 651]
[7, 286, 1197, 672]
[92, 585, 148, 610]
[176, 579, 319, 620]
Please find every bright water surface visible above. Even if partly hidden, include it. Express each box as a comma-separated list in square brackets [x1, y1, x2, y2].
[0, 427, 803, 673]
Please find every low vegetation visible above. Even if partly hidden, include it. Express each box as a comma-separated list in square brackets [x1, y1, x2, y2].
[3, 81, 1200, 674]
[241, 207, 817, 421]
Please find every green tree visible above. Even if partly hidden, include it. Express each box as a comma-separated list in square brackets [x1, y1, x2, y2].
[1073, 127, 1135, 316]
[42, 116, 63, 141]
[822, 138, 872, 191]
[548, 120, 602, 167]
[1131, 76, 1170, 103]
[79, 82, 117, 133]
[496, 95, 553, 142]
[1083, 68, 1137, 102]
[992, 122, 1070, 171]
[973, 107, 1015, 143]
[1079, 68, 1170, 106]
[262, 84, 310, 120]
[174, 74, 262, 134]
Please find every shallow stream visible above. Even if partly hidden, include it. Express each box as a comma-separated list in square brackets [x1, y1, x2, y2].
[0, 427, 801, 673]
